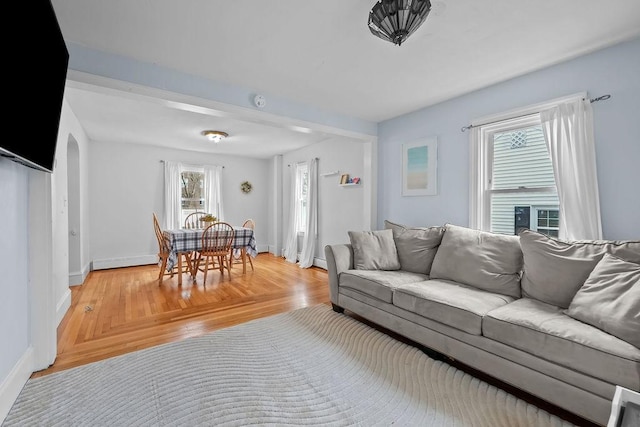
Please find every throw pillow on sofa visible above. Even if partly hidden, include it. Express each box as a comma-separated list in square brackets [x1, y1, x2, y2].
[430, 224, 523, 298]
[348, 229, 401, 271]
[519, 229, 640, 308]
[384, 220, 445, 275]
[565, 253, 640, 348]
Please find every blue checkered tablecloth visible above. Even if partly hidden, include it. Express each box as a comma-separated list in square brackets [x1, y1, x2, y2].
[163, 227, 257, 271]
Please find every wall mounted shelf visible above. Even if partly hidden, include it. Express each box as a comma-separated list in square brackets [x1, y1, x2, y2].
[339, 183, 361, 187]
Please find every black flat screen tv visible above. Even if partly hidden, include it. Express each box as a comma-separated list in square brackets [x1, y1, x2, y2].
[0, 1, 69, 173]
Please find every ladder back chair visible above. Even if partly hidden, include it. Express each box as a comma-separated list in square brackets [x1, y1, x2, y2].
[184, 211, 210, 229]
[153, 213, 174, 285]
[154, 213, 194, 285]
[231, 219, 255, 271]
[195, 222, 235, 283]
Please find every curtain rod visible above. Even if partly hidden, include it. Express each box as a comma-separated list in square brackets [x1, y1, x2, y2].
[460, 94, 611, 133]
[159, 160, 224, 168]
[287, 157, 319, 167]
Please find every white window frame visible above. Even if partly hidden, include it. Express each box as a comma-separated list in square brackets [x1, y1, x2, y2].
[469, 92, 586, 231]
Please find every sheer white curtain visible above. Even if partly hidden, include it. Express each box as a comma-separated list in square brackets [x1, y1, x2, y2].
[283, 164, 299, 263]
[204, 165, 224, 221]
[540, 98, 603, 240]
[298, 158, 318, 268]
[163, 160, 182, 230]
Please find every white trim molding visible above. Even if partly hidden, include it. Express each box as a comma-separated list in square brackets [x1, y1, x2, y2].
[56, 288, 72, 326]
[0, 347, 33, 424]
[92, 254, 158, 270]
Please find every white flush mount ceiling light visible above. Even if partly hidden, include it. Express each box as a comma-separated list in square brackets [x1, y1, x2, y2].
[201, 130, 229, 143]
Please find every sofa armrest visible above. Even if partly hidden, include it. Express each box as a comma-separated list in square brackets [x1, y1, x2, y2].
[324, 244, 353, 304]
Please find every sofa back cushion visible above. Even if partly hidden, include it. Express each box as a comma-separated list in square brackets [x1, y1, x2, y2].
[430, 224, 523, 298]
[565, 253, 640, 348]
[519, 229, 640, 308]
[348, 229, 401, 271]
[384, 220, 445, 275]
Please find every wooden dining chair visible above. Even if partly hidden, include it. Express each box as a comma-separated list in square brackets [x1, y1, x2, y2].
[153, 213, 175, 285]
[184, 211, 210, 229]
[195, 222, 235, 283]
[154, 213, 194, 285]
[231, 219, 255, 271]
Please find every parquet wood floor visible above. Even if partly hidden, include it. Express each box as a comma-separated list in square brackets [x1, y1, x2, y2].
[33, 253, 329, 378]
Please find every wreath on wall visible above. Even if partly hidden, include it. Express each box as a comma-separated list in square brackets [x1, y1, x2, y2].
[240, 181, 253, 194]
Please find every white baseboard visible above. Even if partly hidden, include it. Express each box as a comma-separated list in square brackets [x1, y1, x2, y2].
[56, 288, 72, 326]
[256, 244, 269, 253]
[69, 263, 91, 286]
[69, 271, 83, 286]
[0, 347, 33, 424]
[268, 245, 283, 256]
[313, 257, 327, 270]
[92, 255, 158, 270]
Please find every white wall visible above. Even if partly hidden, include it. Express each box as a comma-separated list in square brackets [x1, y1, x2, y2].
[88, 141, 270, 269]
[377, 37, 640, 240]
[281, 138, 371, 265]
[0, 158, 30, 419]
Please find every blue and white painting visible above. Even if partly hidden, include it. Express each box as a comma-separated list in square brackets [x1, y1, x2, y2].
[403, 138, 437, 196]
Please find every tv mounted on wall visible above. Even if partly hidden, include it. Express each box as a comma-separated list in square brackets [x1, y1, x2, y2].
[0, 1, 68, 173]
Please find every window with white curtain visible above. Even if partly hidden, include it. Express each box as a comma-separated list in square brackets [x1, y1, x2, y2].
[164, 161, 224, 230]
[295, 163, 309, 233]
[469, 93, 602, 240]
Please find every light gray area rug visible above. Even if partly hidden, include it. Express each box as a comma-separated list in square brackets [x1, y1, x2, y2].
[4, 304, 575, 426]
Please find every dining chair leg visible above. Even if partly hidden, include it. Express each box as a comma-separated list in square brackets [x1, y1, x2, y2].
[247, 253, 254, 271]
[158, 256, 167, 286]
[203, 255, 209, 284]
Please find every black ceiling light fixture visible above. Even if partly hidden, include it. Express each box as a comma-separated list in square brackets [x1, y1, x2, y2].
[368, 0, 432, 46]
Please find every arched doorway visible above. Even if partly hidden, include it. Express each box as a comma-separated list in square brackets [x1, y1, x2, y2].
[67, 135, 82, 285]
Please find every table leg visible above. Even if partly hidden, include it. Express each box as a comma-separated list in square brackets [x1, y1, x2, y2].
[178, 253, 183, 286]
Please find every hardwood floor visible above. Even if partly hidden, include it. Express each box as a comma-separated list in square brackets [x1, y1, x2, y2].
[33, 253, 329, 378]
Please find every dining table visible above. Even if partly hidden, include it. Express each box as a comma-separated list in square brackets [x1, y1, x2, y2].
[163, 226, 257, 284]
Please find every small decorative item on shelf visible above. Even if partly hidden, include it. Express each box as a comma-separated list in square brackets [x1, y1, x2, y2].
[352, 177, 360, 184]
[340, 174, 350, 184]
[240, 181, 253, 194]
[200, 214, 217, 225]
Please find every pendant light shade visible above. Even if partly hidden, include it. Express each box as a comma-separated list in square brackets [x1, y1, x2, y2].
[368, 0, 432, 46]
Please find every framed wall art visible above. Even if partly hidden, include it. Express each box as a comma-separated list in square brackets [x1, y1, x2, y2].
[402, 138, 438, 196]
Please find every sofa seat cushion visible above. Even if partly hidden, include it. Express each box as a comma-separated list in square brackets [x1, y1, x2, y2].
[339, 270, 429, 303]
[483, 298, 640, 388]
[393, 279, 515, 335]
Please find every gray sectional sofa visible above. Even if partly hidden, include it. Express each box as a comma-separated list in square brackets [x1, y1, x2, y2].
[324, 222, 640, 426]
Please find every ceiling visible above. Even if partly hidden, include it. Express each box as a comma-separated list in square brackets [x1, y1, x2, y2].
[53, 0, 640, 157]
